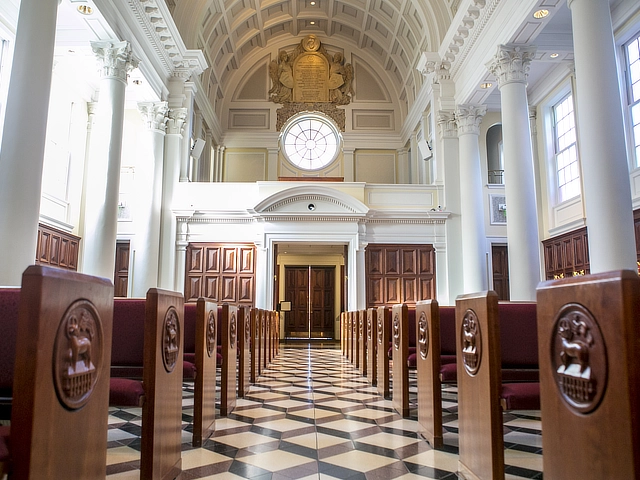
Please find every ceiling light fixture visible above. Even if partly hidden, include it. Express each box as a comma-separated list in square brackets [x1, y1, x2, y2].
[310, 21, 316, 25]
[549, 53, 560, 59]
[310, 1, 316, 5]
[533, 9, 549, 19]
[77, 5, 94, 15]
[480, 82, 493, 89]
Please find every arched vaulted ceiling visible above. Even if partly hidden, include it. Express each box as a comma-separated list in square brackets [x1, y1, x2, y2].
[170, 0, 457, 118]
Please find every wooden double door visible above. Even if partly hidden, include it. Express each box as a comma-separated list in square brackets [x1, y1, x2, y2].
[284, 266, 335, 338]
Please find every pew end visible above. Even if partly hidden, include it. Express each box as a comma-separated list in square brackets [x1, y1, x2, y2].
[11, 265, 114, 479]
[537, 270, 640, 479]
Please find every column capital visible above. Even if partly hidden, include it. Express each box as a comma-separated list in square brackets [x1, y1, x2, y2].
[417, 52, 451, 83]
[455, 104, 487, 136]
[437, 110, 457, 139]
[166, 107, 188, 135]
[91, 40, 139, 84]
[138, 101, 169, 133]
[486, 44, 536, 88]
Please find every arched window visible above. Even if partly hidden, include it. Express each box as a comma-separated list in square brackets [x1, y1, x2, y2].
[486, 124, 503, 184]
[281, 113, 341, 171]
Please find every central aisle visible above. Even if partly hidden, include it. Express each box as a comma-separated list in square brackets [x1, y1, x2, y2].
[106, 345, 542, 479]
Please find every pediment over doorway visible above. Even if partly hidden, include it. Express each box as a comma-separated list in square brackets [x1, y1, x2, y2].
[252, 185, 368, 219]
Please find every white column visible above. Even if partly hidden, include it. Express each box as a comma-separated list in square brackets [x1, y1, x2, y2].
[410, 132, 419, 184]
[396, 148, 409, 184]
[131, 102, 167, 297]
[343, 148, 355, 182]
[174, 218, 188, 293]
[439, 111, 464, 301]
[487, 45, 540, 300]
[456, 104, 489, 293]
[82, 41, 138, 280]
[158, 108, 187, 289]
[179, 82, 196, 182]
[356, 224, 367, 309]
[267, 147, 279, 181]
[191, 111, 203, 181]
[255, 245, 268, 309]
[218, 146, 226, 181]
[567, 0, 636, 272]
[0, 0, 59, 286]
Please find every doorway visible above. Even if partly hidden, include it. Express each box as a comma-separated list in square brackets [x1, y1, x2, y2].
[284, 266, 335, 339]
[491, 244, 510, 301]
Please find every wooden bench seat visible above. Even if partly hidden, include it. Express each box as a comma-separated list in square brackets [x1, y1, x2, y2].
[109, 289, 185, 480]
[0, 288, 20, 420]
[3, 265, 113, 478]
[455, 291, 539, 479]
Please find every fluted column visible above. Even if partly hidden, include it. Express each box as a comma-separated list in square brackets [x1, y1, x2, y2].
[180, 82, 196, 182]
[0, 0, 60, 286]
[203, 129, 214, 182]
[174, 218, 188, 293]
[343, 148, 355, 182]
[158, 108, 187, 289]
[131, 102, 168, 297]
[456, 104, 489, 292]
[267, 147, 279, 181]
[567, 0, 636, 272]
[439, 110, 464, 302]
[487, 45, 540, 300]
[82, 41, 138, 280]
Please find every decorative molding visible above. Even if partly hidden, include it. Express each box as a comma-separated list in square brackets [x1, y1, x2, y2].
[276, 103, 346, 131]
[456, 104, 487, 136]
[486, 44, 537, 88]
[438, 110, 457, 138]
[166, 107, 188, 135]
[91, 40, 139, 83]
[461, 308, 482, 376]
[138, 101, 168, 132]
[162, 306, 180, 373]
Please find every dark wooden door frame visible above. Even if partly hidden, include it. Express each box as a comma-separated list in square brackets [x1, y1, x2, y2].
[284, 265, 335, 339]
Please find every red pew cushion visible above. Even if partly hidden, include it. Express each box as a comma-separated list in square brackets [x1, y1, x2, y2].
[109, 378, 145, 407]
[501, 382, 540, 411]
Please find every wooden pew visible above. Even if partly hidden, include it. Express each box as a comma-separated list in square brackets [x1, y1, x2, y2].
[346, 311, 352, 362]
[258, 308, 265, 376]
[351, 311, 360, 369]
[219, 304, 238, 416]
[391, 304, 415, 417]
[415, 300, 443, 448]
[192, 298, 217, 448]
[109, 289, 185, 480]
[537, 270, 640, 479]
[0, 288, 19, 421]
[455, 291, 540, 480]
[238, 306, 251, 398]
[366, 307, 377, 386]
[358, 309, 367, 376]
[3, 265, 113, 479]
[250, 308, 258, 383]
[376, 306, 391, 398]
[340, 311, 346, 356]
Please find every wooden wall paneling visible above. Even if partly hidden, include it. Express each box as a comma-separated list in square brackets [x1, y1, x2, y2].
[368, 248, 384, 274]
[368, 277, 384, 304]
[386, 277, 401, 303]
[189, 245, 204, 272]
[385, 249, 400, 274]
[221, 276, 237, 302]
[35, 223, 80, 271]
[205, 276, 218, 301]
[240, 247, 254, 273]
[542, 227, 589, 279]
[402, 278, 417, 303]
[205, 247, 220, 273]
[222, 247, 237, 273]
[402, 249, 417, 274]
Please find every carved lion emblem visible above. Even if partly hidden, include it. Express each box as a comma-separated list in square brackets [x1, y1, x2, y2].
[461, 309, 482, 376]
[162, 307, 180, 373]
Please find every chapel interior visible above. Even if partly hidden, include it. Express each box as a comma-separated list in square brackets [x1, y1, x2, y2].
[0, 0, 639, 478]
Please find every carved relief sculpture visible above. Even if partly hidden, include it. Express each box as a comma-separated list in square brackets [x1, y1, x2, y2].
[377, 315, 383, 345]
[418, 311, 429, 360]
[54, 300, 103, 410]
[551, 304, 607, 413]
[393, 312, 400, 350]
[269, 35, 354, 130]
[230, 312, 237, 349]
[163, 307, 180, 372]
[206, 309, 216, 357]
[461, 309, 482, 375]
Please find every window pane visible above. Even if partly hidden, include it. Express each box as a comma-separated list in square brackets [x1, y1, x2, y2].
[282, 115, 340, 170]
[554, 93, 581, 202]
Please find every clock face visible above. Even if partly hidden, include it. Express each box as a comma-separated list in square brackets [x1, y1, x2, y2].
[282, 116, 340, 171]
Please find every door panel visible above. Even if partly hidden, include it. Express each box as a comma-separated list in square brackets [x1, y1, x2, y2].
[285, 266, 335, 338]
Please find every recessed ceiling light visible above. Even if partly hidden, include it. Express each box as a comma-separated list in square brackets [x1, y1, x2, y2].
[310, 21, 316, 25]
[132, 79, 142, 86]
[549, 53, 559, 59]
[480, 82, 493, 89]
[533, 9, 549, 19]
[310, 1, 316, 5]
[77, 5, 93, 15]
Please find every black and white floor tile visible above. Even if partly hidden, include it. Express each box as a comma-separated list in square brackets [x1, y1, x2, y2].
[106, 344, 542, 479]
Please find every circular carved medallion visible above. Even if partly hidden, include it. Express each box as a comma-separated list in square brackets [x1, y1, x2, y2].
[53, 300, 103, 410]
[359, 316, 363, 339]
[230, 312, 237, 349]
[245, 311, 251, 344]
[367, 316, 372, 342]
[206, 309, 216, 357]
[418, 311, 429, 360]
[377, 315, 383, 345]
[392, 312, 400, 351]
[460, 309, 482, 376]
[550, 303, 607, 414]
[162, 307, 180, 373]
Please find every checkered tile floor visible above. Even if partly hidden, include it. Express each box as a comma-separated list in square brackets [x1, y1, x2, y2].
[106, 345, 542, 479]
